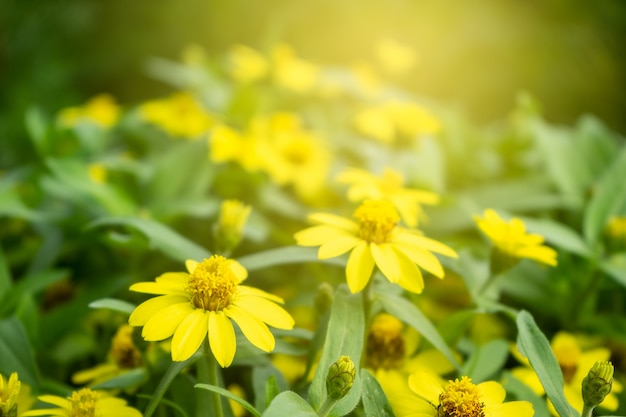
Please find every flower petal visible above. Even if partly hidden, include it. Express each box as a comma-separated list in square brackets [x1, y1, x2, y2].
[233, 295, 294, 329]
[129, 281, 187, 296]
[394, 230, 458, 258]
[394, 242, 444, 278]
[485, 401, 534, 417]
[38, 396, 70, 409]
[143, 302, 194, 341]
[208, 311, 236, 367]
[171, 309, 208, 361]
[155, 272, 188, 286]
[226, 305, 275, 352]
[129, 295, 189, 326]
[308, 213, 357, 231]
[393, 248, 424, 293]
[228, 259, 248, 282]
[346, 241, 374, 293]
[408, 371, 444, 406]
[371, 243, 401, 283]
[478, 381, 506, 405]
[186, 259, 199, 273]
[238, 286, 284, 303]
[318, 235, 361, 259]
[294, 225, 353, 246]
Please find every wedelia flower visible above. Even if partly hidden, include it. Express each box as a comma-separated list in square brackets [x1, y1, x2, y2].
[294, 200, 457, 294]
[128, 255, 294, 367]
[21, 388, 141, 417]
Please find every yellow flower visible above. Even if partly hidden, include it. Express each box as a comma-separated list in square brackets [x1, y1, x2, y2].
[214, 199, 252, 253]
[336, 167, 439, 227]
[375, 38, 417, 75]
[511, 332, 623, 414]
[88, 164, 107, 184]
[72, 325, 143, 386]
[605, 216, 626, 252]
[394, 372, 534, 417]
[294, 200, 457, 294]
[128, 255, 294, 367]
[58, 94, 120, 128]
[227, 44, 269, 84]
[140, 92, 213, 138]
[272, 44, 319, 93]
[209, 124, 263, 172]
[475, 209, 558, 267]
[0, 372, 20, 416]
[21, 388, 141, 417]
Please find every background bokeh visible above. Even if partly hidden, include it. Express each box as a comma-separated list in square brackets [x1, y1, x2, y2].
[2, 0, 626, 167]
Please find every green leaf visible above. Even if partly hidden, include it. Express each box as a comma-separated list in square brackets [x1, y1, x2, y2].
[88, 216, 211, 262]
[262, 391, 317, 417]
[0, 184, 47, 222]
[520, 217, 593, 258]
[0, 269, 67, 317]
[25, 106, 49, 155]
[502, 371, 551, 417]
[195, 383, 261, 417]
[0, 247, 11, 295]
[91, 368, 148, 390]
[251, 366, 287, 412]
[308, 285, 364, 416]
[583, 146, 626, 248]
[237, 246, 343, 272]
[144, 354, 200, 417]
[461, 339, 509, 383]
[88, 298, 136, 315]
[264, 376, 281, 411]
[377, 292, 461, 371]
[0, 317, 40, 386]
[360, 369, 395, 417]
[600, 254, 626, 288]
[516, 311, 579, 417]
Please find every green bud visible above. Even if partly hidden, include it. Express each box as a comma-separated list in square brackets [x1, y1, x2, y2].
[582, 361, 614, 408]
[326, 356, 356, 400]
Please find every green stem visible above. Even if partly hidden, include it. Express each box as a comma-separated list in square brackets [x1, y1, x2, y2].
[197, 343, 223, 417]
[581, 404, 594, 417]
[570, 268, 602, 326]
[317, 397, 336, 417]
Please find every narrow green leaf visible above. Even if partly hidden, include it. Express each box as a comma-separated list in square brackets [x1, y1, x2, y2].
[377, 292, 461, 371]
[144, 354, 200, 417]
[360, 369, 395, 417]
[262, 391, 317, 417]
[89, 298, 136, 315]
[25, 107, 49, 155]
[91, 368, 148, 390]
[264, 376, 281, 410]
[0, 247, 11, 295]
[461, 339, 509, 383]
[308, 284, 364, 416]
[88, 217, 211, 262]
[583, 146, 626, 248]
[520, 217, 593, 258]
[0, 317, 40, 386]
[237, 246, 343, 271]
[600, 254, 626, 288]
[251, 366, 287, 412]
[516, 311, 578, 417]
[195, 383, 261, 417]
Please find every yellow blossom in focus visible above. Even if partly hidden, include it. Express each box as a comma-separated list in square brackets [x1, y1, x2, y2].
[294, 200, 457, 294]
[375, 38, 417, 75]
[511, 331, 623, 414]
[272, 44, 319, 93]
[58, 94, 120, 128]
[140, 92, 213, 138]
[336, 167, 439, 227]
[475, 209, 558, 268]
[128, 255, 294, 366]
[393, 372, 534, 417]
[227, 44, 269, 84]
[22, 388, 141, 417]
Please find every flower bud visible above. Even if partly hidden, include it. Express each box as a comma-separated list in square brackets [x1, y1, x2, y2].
[213, 199, 251, 254]
[326, 356, 356, 400]
[0, 372, 21, 417]
[582, 361, 614, 408]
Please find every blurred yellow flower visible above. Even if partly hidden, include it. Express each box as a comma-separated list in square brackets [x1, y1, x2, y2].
[227, 44, 269, 84]
[475, 209, 558, 267]
[88, 163, 107, 184]
[512, 331, 623, 414]
[227, 384, 247, 417]
[294, 200, 457, 293]
[129, 255, 294, 366]
[140, 92, 213, 138]
[605, 215, 626, 252]
[72, 325, 143, 386]
[209, 124, 263, 172]
[214, 199, 252, 253]
[22, 388, 141, 417]
[375, 38, 417, 75]
[272, 44, 319, 93]
[393, 372, 534, 417]
[0, 372, 20, 416]
[336, 167, 439, 227]
[58, 94, 120, 128]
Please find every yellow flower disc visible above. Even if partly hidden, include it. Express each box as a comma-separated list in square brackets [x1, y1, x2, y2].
[437, 377, 485, 417]
[69, 389, 100, 417]
[354, 200, 399, 244]
[187, 256, 237, 311]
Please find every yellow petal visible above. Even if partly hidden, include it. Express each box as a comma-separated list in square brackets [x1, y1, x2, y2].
[485, 401, 534, 417]
[346, 241, 374, 293]
[186, 259, 199, 273]
[238, 286, 284, 303]
[394, 242, 444, 278]
[226, 305, 275, 352]
[38, 395, 70, 409]
[371, 243, 401, 283]
[294, 225, 352, 246]
[318, 235, 361, 259]
[171, 309, 208, 361]
[129, 281, 187, 296]
[143, 302, 193, 341]
[233, 296, 294, 329]
[394, 248, 424, 293]
[21, 409, 68, 417]
[394, 231, 458, 258]
[388, 394, 433, 417]
[408, 371, 444, 406]
[307, 213, 357, 231]
[478, 381, 506, 405]
[155, 272, 188, 285]
[129, 295, 189, 326]
[209, 311, 236, 367]
[227, 259, 248, 283]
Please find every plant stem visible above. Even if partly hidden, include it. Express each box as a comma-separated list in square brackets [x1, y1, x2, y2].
[317, 397, 336, 417]
[197, 342, 223, 417]
[581, 404, 594, 417]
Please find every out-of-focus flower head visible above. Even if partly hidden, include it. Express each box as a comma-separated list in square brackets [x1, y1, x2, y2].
[271, 43, 319, 94]
[336, 167, 439, 228]
[209, 124, 263, 172]
[213, 199, 252, 254]
[227, 44, 269, 84]
[58, 94, 120, 129]
[605, 215, 626, 252]
[295, 199, 457, 294]
[140, 92, 213, 139]
[375, 38, 418, 76]
[129, 255, 294, 366]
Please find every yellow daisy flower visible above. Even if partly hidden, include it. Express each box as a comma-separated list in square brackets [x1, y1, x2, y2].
[1, 372, 21, 417]
[128, 255, 294, 367]
[140, 92, 213, 139]
[393, 372, 534, 417]
[336, 167, 439, 227]
[22, 388, 141, 417]
[475, 209, 557, 267]
[271, 43, 319, 94]
[227, 44, 269, 84]
[58, 94, 120, 128]
[294, 200, 457, 294]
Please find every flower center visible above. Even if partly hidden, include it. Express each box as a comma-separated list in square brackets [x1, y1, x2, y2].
[354, 200, 399, 244]
[437, 377, 485, 417]
[365, 314, 405, 369]
[69, 388, 99, 417]
[110, 325, 143, 369]
[187, 256, 237, 311]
